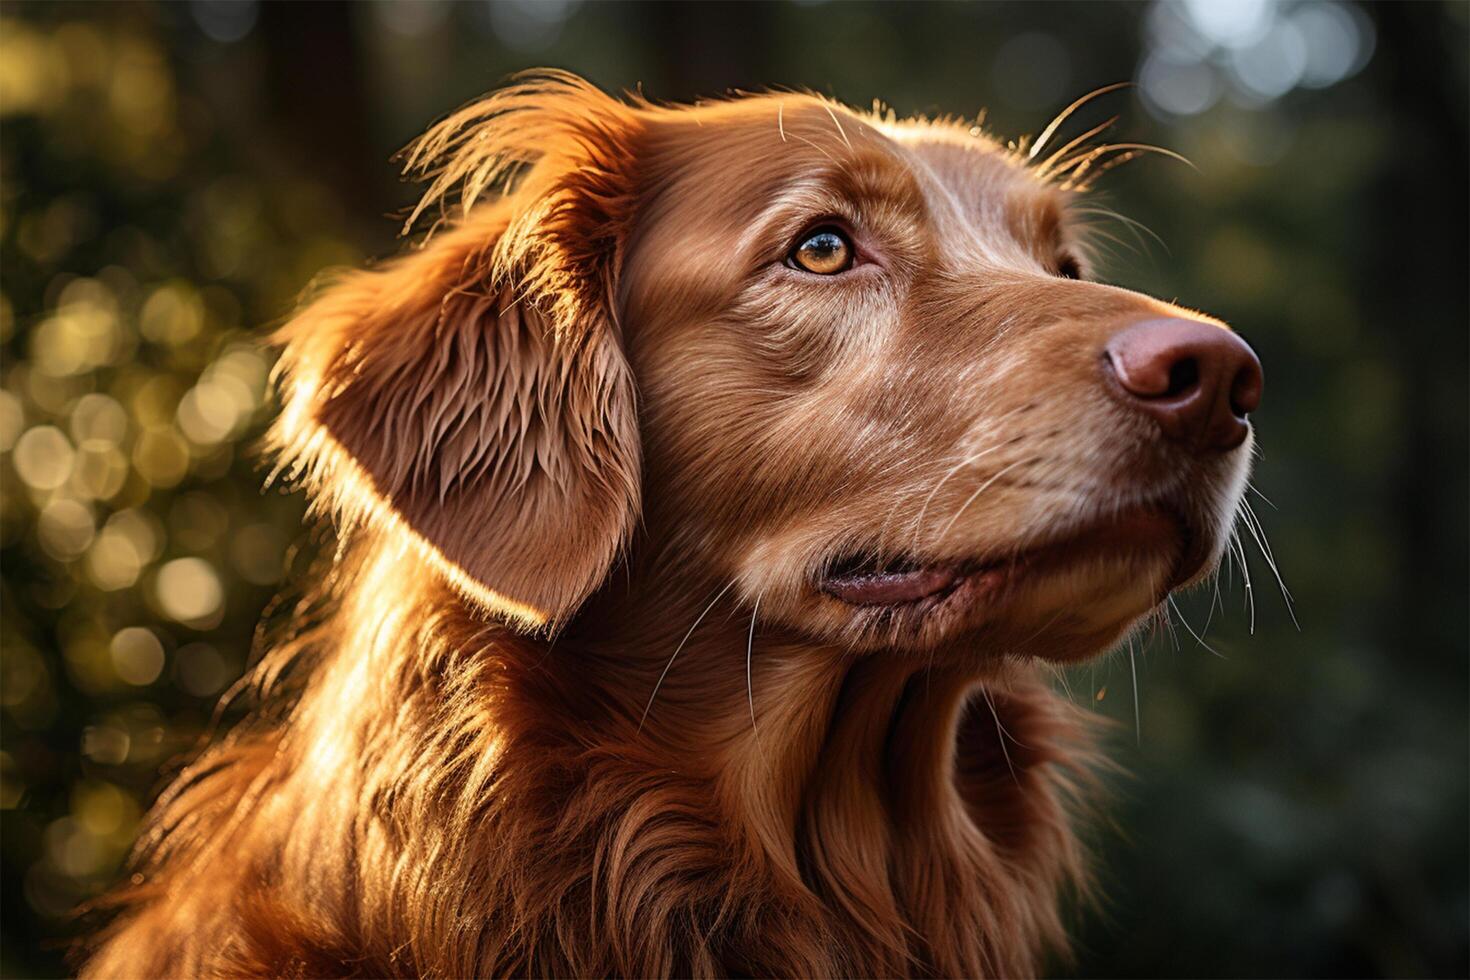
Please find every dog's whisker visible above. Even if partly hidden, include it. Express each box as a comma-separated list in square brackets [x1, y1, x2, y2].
[1239, 498, 1299, 630]
[821, 101, 853, 149]
[1201, 569, 1223, 639]
[1162, 597, 1182, 652]
[906, 402, 1034, 552]
[875, 440, 975, 548]
[1045, 662, 1078, 705]
[935, 457, 1031, 545]
[1246, 480, 1278, 510]
[979, 687, 1021, 787]
[1169, 596, 1226, 660]
[1229, 526, 1256, 634]
[1127, 637, 1141, 747]
[1072, 222, 1139, 260]
[1068, 142, 1196, 193]
[745, 591, 769, 769]
[910, 441, 1010, 551]
[1035, 115, 1118, 178]
[786, 130, 837, 164]
[1071, 205, 1170, 257]
[873, 442, 955, 555]
[638, 579, 737, 733]
[1223, 529, 1236, 590]
[1026, 81, 1130, 162]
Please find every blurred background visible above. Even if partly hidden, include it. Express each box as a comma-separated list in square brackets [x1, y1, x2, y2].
[1, 1, 1465, 976]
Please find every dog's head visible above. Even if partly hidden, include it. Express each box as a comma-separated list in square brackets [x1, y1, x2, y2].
[273, 72, 1260, 664]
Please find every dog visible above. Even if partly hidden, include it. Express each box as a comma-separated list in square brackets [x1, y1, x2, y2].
[80, 71, 1262, 977]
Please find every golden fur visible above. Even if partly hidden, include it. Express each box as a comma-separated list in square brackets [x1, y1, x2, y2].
[80, 72, 1254, 977]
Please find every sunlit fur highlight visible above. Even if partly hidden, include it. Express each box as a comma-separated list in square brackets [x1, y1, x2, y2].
[80, 71, 1253, 978]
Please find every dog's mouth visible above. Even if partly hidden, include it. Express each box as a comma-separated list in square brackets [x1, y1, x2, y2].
[819, 506, 1200, 610]
[820, 554, 966, 606]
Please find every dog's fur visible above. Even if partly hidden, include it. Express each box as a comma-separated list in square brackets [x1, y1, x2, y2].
[80, 73, 1254, 977]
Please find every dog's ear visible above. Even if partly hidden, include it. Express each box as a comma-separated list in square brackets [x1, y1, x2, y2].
[270, 74, 641, 632]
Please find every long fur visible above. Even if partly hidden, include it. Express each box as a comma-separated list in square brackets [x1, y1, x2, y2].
[79, 71, 1251, 978]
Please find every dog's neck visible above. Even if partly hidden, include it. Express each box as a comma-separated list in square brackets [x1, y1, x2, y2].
[283, 539, 1093, 976]
[566, 564, 1092, 974]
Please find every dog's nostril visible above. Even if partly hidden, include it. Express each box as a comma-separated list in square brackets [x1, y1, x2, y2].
[1228, 360, 1263, 418]
[1104, 317, 1263, 453]
[1164, 358, 1199, 399]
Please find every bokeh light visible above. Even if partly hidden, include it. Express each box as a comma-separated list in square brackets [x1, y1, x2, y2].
[1139, 0, 1374, 119]
[152, 557, 225, 627]
[108, 628, 164, 687]
[2, 7, 325, 969]
[12, 425, 74, 491]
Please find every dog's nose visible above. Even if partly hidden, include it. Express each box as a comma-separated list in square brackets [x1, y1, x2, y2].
[1103, 318, 1263, 452]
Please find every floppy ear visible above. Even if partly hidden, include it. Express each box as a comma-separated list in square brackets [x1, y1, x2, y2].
[270, 74, 641, 632]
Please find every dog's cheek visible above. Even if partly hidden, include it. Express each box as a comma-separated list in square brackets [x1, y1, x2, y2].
[724, 274, 901, 385]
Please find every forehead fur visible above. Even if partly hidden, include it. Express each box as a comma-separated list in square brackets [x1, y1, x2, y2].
[397, 73, 1149, 338]
[636, 94, 1065, 226]
[402, 72, 1155, 249]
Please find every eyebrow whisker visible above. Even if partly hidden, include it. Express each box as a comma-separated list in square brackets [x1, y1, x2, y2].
[822, 101, 853, 150]
[1027, 81, 1131, 161]
[1035, 115, 1118, 179]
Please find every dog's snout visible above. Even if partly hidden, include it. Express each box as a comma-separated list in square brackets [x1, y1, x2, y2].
[1103, 317, 1263, 452]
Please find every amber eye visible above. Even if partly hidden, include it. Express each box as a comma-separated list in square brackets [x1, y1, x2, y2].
[789, 227, 854, 275]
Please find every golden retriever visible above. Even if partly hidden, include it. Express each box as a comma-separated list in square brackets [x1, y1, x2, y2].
[81, 71, 1262, 978]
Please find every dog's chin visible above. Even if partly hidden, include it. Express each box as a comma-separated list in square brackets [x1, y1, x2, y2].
[810, 506, 1212, 660]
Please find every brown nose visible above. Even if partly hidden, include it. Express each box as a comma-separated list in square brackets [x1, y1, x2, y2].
[1104, 318, 1263, 452]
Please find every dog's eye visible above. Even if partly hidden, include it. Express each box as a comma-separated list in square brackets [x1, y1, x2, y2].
[789, 228, 854, 275]
[1056, 252, 1083, 280]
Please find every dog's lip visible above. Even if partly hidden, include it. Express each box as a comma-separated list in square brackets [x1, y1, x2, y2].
[820, 564, 964, 606]
[819, 505, 1197, 608]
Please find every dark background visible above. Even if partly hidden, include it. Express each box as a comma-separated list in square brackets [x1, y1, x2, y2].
[2, 2, 1466, 976]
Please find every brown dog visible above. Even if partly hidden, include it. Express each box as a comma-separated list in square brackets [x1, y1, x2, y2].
[81, 71, 1261, 977]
